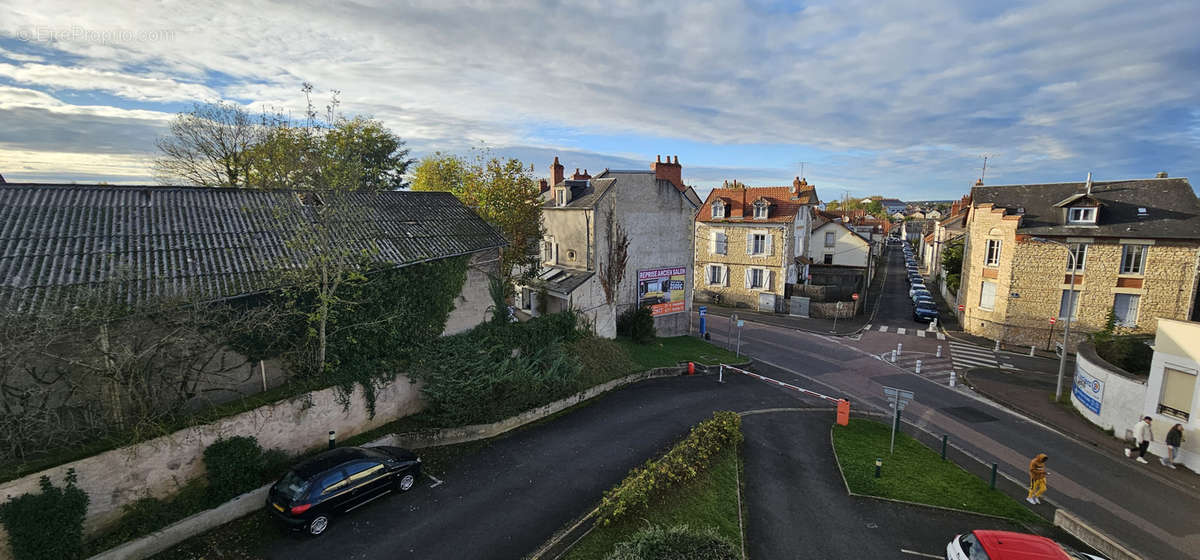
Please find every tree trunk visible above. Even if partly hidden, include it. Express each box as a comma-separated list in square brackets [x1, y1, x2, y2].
[317, 266, 328, 375]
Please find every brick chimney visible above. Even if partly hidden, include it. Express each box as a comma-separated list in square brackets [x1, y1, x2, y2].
[550, 157, 564, 187]
[538, 178, 550, 193]
[1156, 171, 1168, 178]
[571, 168, 591, 180]
[975, 178, 984, 186]
[792, 176, 810, 198]
[652, 155, 684, 192]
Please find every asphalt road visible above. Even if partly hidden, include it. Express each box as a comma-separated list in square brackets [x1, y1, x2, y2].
[704, 306, 1200, 559]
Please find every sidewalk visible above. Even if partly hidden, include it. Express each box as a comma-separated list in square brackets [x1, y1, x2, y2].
[963, 366, 1200, 498]
[698, 303, 871, 335]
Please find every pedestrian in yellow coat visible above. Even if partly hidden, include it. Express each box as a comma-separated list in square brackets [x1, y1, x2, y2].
[1026, 453, 1048, 504]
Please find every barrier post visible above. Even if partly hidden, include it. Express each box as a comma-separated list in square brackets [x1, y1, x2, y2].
[718, 364, 725, 384]
[328, 430, 336, 450]
[990, 464, 998, 489]
[936, 346, 942, 358]
[1029, 345, 1035, 357]
[836, 399, 850, 426]
[949, 371, 957, 388]
[897, 343, 903, 357]
[941, 435, 948, 460]
[915, 360, 922, 374]
[688, 362, 695, 376]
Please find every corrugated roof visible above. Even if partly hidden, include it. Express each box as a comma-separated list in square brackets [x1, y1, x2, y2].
[970, 177, 1200, 239]
[0, 184, 507, 314]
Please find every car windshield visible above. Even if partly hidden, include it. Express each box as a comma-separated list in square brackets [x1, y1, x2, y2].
[959, 533, 992, 560]
[917, 302, 937, 310]
[274, 471, 310, 502]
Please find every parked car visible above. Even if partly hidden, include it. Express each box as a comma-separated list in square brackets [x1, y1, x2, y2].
[909, 283, 926, 298]
[914, 301, 939, 322]
[947, 530, 1105, 560]
[268, 446, 421, 536]
[912, 292, 934, 305]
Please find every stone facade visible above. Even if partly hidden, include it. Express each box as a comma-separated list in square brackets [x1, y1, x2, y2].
[959, 203, 1200, 349]
[694, 222, 791, 309]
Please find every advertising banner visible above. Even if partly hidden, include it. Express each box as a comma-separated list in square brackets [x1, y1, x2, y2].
[1072, 365, 1104, 415]
[637, 266, 687, 317]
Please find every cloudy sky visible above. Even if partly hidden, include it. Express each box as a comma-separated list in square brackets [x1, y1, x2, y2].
[1, 0, 1198, 201]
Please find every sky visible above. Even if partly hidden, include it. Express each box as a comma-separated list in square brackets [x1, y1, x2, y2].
[1, 0, 1198, 202]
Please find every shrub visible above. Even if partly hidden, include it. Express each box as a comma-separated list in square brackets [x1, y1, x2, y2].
[597, 412, 741, 525]
[604, 525, 738, 560]
[203, 436, 266, 501]
[1089, 311, 1153, 376]
[572, 336, 638, 388]
[617, 306, 656, 343]
[0, 469, 89, 560]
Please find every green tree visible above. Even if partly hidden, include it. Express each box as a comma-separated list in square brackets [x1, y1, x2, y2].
[412, 150, 544, 285]
[941, 239, 964, 293]
[154, 101, 263, 187]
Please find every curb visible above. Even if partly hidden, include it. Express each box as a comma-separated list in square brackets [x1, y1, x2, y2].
[1054, 509, 1143, 560]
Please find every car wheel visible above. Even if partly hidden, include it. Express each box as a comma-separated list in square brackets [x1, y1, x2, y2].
[307, 514, 330, 537]
[397, 473, 416, 492]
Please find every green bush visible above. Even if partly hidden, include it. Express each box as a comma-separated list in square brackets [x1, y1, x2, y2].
[1089, 311, 1153, 375]
[572, 336, 638, 387]
[203, 436, 267, 501]
[597, 412, 742, 525]
[0, 470, 89, 560]
[604, 525, 737, 560]
[617, 306, 656, 344]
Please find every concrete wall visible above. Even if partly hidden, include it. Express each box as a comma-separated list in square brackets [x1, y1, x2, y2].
[442, 248, 502, 336]
[540, 208, 591, 270]
[0, 374, 423, 547]
[1071, 344, 1147, 434]
[1141, 318, 1200, 471]
[694, 222, 789, 309]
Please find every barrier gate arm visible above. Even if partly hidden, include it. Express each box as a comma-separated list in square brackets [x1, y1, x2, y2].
[720, 364, 852, 426]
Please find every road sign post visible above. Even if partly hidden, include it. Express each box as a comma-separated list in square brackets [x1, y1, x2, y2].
[882, 386, 914, 454]
[698, 306, 707, 336]
[736, 319, 745, 356]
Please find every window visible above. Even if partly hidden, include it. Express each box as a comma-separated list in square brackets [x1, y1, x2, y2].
[345, 461, 386, 484]
[713, 231, 728, 255]
[1159, 366, 1196, 421]
[750, 233, 766, 255]
[985, 239, 1002, 266]
[542, 238, 555, 263]
[824, 232, 836, 247]
[1120, 244, 1147, 274]
[707, 265, 724, 285]
[566, 249, 577, 261]
[318, 470, 349, 495]
[748, 268, 765, 289]
[754, 201, 769, 219]
[1067, 243, 1087, 271]
[712, 200, 725, 219]
[1058, 289, 1080, 319]
[979, 281, 996, 310]
[1068, 207, 1097, 224]
[1113, 293, 1140, 326]
[555, 189, 566, 206]
[823, 253, 834, 265]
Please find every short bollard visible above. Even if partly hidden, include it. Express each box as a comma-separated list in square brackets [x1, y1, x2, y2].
[936, 345, 942, 358]
[890, 350, 896, 363]
[328, 430, 336, 450]
[994, 340, 1001, 352]
[915, 360, 923, 374]
[941, 435, 948, 460]
[949, 370, 957, 387]
[990, 463, 998, 489]
[875, 458, 882, 478]
[1029, 345, 1036, 357]
[897, 343, 903, 357]
[718, 364, 725, 384]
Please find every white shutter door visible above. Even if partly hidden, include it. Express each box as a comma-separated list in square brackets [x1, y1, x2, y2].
[723, 266, 729, 286]
[746, 234, 753, 255]
[765, 233, 774, 255]
[765, 270, 773, 290]
[744, 268, 751, 289]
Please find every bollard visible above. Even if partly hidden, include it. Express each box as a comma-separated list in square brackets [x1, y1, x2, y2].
[328, 430, 336, 450]
[990, 463, 998, 489]
[994, 340, 1001, 352]
[1029, 345, 1035, 357]
[936, 345, 942, 358]
[688, 362, 695, 376]
[915, 360, 922, 374]
[875, 458, 882, 478]
[941, 435, 948, 460]
[949, 371, 957, 387]
[897, 343, 903, 357]
[889, 350, 896, 363]
[718, 364, 725, 384]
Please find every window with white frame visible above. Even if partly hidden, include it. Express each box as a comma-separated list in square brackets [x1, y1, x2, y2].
[750, 233, 767, 255]
[979, 281, 996, 310]
[1120, 244, 1147, 274]
[707, 264, 725, 285]
[1158, 366, 1196, 421]
[556, 189, 566, 207]
[1113, 293, 1140, 326]
[825, 231, 836, 247]
[711, 200, 725, 219]
[985, 239, 1002, 266]
[1058, 289, 1080, 319]
[754, 200, 769, 219]
[713, 231, 728, 255]
[746, 268, 767, 289]
[1068, 207, 1097, 224]
[1067, 243, 1087, 271]
[542, 237, 555, 263]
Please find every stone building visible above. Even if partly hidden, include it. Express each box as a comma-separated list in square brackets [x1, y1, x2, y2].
[957, 174, 1200, 349]
[807, 209, 874, 292]
[519, 156, 701, 337]
[693, 178, 820, 311]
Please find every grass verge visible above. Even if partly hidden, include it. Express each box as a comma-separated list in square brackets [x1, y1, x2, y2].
[832, 418, 1041, 524]
[616, 336, 743, 370]
[562, 445, 742, 560]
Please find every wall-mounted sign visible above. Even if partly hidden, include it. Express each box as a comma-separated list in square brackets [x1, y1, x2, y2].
[1073, 366, 1104, 415]
[637, 266, 687, 317]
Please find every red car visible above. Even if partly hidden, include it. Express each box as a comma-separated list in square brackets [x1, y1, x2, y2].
[946, 530, 1104, 560]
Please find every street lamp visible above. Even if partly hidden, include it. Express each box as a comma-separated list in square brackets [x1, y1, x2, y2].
[1031, 236, 1076, 400]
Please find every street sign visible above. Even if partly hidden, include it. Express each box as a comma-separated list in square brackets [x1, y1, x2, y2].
[852, 293, 860, 301]
[698, 306, 707, 317]
[1049, 317, 1057, 325]
[958, 304, 965, 311]
[737, 320, 745, 327]
[881, 385, 914, 454]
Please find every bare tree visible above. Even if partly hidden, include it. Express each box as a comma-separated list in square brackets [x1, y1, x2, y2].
[154, 101, 268, 187]
[598, 200, 630, 326]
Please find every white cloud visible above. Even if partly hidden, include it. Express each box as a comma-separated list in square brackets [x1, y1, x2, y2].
[0, 62, 218, 102]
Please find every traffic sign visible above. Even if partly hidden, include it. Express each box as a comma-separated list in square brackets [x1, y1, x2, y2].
[737, 319, 745, 328]
[1049, 317, 1057, 325]
[958, 304, 965, 311]
[852, 293, 860, 301]
[698, 306, 707, 317]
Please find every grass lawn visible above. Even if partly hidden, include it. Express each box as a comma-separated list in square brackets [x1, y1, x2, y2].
[832, 418, 1041, 524]
[616, 336, 744, 370]
[563, 446, 742, 560]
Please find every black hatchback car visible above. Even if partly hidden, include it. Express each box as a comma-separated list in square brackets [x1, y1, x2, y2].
[267, 446, 421, 536]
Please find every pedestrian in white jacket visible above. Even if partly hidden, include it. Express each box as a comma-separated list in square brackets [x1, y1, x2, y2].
[1125, 416, 1154, 464]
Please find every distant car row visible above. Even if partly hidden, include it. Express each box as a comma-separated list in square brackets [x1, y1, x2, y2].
[902, 243, 938, 323]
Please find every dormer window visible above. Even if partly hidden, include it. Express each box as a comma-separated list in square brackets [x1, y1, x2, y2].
[753, 200, 770, 219]
[712, 200, 726, 219]
[556, 189, 566, 207]
[1068, 207, 1097, 224]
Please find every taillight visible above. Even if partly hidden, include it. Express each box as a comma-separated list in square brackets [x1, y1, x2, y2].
[290, 503, 312, 515]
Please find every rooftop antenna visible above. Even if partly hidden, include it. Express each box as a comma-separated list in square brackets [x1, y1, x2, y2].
[980, 153, 994, 183]
[1085, 172, 1093, 195]
[798, 161, 809, 179]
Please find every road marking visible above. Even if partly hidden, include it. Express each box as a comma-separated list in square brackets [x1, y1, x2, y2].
[897, 327, 906, 335]
[900, 549, 943, 559]
[864, 323, 872, 330]
[1000, 363, 1017, 370]
[879, 325, 889, 332]
[427, 473, 444, 488]
[916, 330, 926, 338]
[936, 333, 946, 340]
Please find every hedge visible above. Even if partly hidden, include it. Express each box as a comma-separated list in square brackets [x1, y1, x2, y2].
[0, 470, 89, 560]
[604, 525, 738, 560]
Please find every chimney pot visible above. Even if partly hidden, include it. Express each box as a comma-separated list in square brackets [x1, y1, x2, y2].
[656, 155, 662, 163]
[1156, 171, 1168, 178]
[673, 155, 678, 164]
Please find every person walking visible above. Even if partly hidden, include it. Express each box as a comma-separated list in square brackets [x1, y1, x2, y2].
[1162, 423, 1184, 469]
[1125, 416, 1154, 464]
[1026, 453, 1048, 504]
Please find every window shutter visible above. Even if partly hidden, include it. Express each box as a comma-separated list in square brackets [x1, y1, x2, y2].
[746, 235, 753, 255]
[708, 231, 716, 255]
[723, 266, 729, 286]
[765, 270, 773, 290]
[744, 269, 751, 289]
[765, 234, 774, 255]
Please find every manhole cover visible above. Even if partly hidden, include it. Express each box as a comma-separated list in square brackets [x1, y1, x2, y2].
[940, 406, 999, 423]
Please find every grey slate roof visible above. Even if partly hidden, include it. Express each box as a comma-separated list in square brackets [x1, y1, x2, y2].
[524, 266, 593, 295]
[970, 177, 1200, 239]
[0, 184, 507, 314]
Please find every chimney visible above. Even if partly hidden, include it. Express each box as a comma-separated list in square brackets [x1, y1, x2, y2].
[538, 178, 550, 193]
[1156, 171, 1168, 178]
[571, 168, 591, 180]
[792, 176, 810, 198]
[651, 154, 684, 192]
[550, 156, 564, 187]
[974, 178, 984, 186]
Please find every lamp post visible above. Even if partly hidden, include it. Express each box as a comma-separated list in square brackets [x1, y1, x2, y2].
[1031, 236, 1076, 400]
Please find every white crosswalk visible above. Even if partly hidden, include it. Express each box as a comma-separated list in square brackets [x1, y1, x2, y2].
[864, 324, 945, 340]
[948, 340, 1003, 370]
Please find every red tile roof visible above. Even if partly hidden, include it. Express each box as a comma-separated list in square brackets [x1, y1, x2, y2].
[698, 179, 818, 223]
